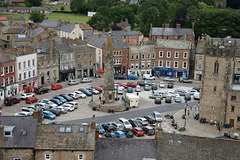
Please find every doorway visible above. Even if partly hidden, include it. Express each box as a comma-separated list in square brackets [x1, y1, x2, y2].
[229, 119, 234, 127]
[41, 76, 44, 85]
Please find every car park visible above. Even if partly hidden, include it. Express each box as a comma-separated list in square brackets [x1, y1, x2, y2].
[192, 87, 200, 92]
[123, 130, 134, 138]
[26, 97, 38, 104]
[53, 95, 67, 103]
[131, 127, 144, 137]
[143, 115, 156, 124]
[185, 94, 191, 101]
[4, 97, 21, 106]
[59, 94, 73, 102]
[137, 81, 145, 86]
[40, 99, 58, 108]
[35, 103, 50, 110]
[35, 87, 50, 94]
[107, 122, 124, 131]
[143, 74, 156, 80]
[68, 92, 80, 99]
[166, 91, 177, 97]
[155, 91, 167, 98]
[164, 77, 175, 82]
[165, 96, 172, 103]
[61, 104, 75, 111]
[105, 132, 117, 138]
[175, 89, 187, 96]
[42, 111, 56, 119]
[21, 108, 34, 115]
[144, 84, 151, 91]
[86, 87, 99, 94]
[53, 106, 67, 114]
[65, 102, 78, 109]
[127, 87, 133, 93]
[81, 78, 92, 83]
[193, 92, 200, 100]
[155, 97, 162, 104]
[78, 88, 92, 96]
[51, 84, 62, 90]
[94, 86, 103, 92]
[113, 131, 126, 138]
[152, 111, 163, 122]
[15, 111, 32, 116]
[152, 84, 157, 90]
[135, 85, 141, 92]
[142, 126, 155, 136]
[179, 77, 192, 83]
[127, 74, 138, 80]
[126, 82, 138, 88]
[26, 105, 35, 110]
[159, 81, 165, 88]
[118, 118, 132, 130]
[68, 80, 79, 85]
[136, 117, 148, 126]
[117, 87, 124, 94]
[174, 95, 182, 103]
[50, 98, 63, 106]
[144, 80, 155, 86]
[96, 123, 105, 135]
[128, 119, 142, 128]
[20, 93, 35, 100]
[167, 82, 174, 88]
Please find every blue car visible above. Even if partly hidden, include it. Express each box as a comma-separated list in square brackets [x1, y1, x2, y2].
[96, 123, 105, 135]
[53, 96, 67, 103]
[42, 111, 56, 120]
[50, 98, 63, 106]
[127, 75, 138, 80]
[113, 131, 126, 138]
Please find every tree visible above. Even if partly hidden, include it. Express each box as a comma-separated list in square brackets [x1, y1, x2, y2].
[87, 14, 110, 31]
[25, 0, 42, 7]
[60, 6, 65, 11]
[29, 12, 45, 23]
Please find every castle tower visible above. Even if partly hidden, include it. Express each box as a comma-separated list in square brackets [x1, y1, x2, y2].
[214, 0, 227, 9]
[103, 33, 115, 104]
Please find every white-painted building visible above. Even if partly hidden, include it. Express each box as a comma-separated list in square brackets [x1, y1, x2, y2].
[56, 23, 81, 40]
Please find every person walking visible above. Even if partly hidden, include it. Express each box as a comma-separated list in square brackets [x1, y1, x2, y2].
[188, 109, 190, 116]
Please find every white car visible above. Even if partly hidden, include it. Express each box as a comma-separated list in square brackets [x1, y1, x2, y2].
[68, 80, 79, 85]
[159, 81, 165, 88]
[21, 108, 34, 115]
[135, 85, 141, 92]
[166, 91, 177, 97]
[117, 87, 124, 94]
[174, 95, 182, 103]
[15, 111, 32, 116]
[81, 78, 92, 83]
[66, 102, 78, 109]
[61, 104, 75, 112]
[68, 93, 80, 99]
[40, 99, 58, 108]
[53, 106, 67, 114]
[193, 92, 200, 100]
[136, 117, 148, 126]
[118, 118, 132, 130]
[143, 74, 156, 80]
[187, 89, 198, 95]
[164, 77, 175, 82]
[35, 103, 50, 110]
[20, 93, 35, 100]
[74, 91, 86, 98]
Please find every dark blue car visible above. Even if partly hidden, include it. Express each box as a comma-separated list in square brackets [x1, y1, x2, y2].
[50, 98, 63, 106]
[127, 74, 138, 80]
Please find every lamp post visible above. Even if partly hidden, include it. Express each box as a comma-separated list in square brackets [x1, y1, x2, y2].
[184, 100, 188, 129]
[91, 87, 93, 102]
[124, 89, 126, 107]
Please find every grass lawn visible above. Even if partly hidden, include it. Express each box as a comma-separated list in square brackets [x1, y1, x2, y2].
[1, 13, 90, 24]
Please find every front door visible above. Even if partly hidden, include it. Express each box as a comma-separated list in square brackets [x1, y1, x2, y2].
[230, 119, 234, 127]
[41, 76, 44, 85]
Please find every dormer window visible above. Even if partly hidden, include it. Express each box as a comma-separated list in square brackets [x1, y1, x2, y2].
[4, 126, 15, 137]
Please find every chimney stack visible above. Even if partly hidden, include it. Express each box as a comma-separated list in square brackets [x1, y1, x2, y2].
[165, 24, 169, 28]
[176, 24, 181, 28]
[49, 38, 55, 59]
[91, 115, 96, 129]
[162, 24, 165, 28]
[95, 126, 99, 141]
[33, 109, 43, 124]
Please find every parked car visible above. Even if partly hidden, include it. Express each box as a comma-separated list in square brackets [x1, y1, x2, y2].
[123, 130, 134, 138]
[152, 84, 157, 90]
[81, 78, 92, 83]
[174, 95, 182, 103]
[127, 87, 133, 93]
[126, 82, 138, 88]
[61, 104, 75, 111]
[26, 97, 38, 104]
[107, 122, 124, 131]
[166, 91, 177, 97]
[114, 74, 126, 80]
[94, 86, 103, 92]
[21, 108, 34, 115]
[144, 80, 155, 86]
[179, 77, 192, 83]
[136, 117, 148, 126]
[51, 84, 62, 90]
[185, 94, 191, 101]
[142, 126, 155, 136]
[155, 97, 162, 104]
[128, 119, 142, 128]
[144, 84, 151, 91]
[156, 91, 167, 98]
[193, 92, 200, 100]
[137, 81, 145, 86]
[187, 89, 198, 95]
[35, 103, 50, 110]
[59, 94, 73, 102]
[117, 87, 124, 94]
[127, 74, 138, 80]
[96, 123, 105, 135]
[149, 93, 163, 99]
[40, 99, 58, 108]
[131, 127, 144, 137]
[50, 98, 63, 106]
[53, 106, 67, 114]
[68, 80, 79, 85]
[20, 93, 35, 100]
[36, 87, 50, 94]
[42, 111, 56, 119]
[159, 81, 165, 88]
[164, 77, 175, 82]
[101, 124, 116, 132]
[74, 91, 87, 98]
[143, 74, 156, 80]
[167, 82, 174, 88]
[48, 108, 61, 116]
[15, 111, 32, 116]
[175, 89, 187, 96]
[4, 97, 21, 106]
[193, 86, 200, 92]
[165, 96, 172, 103]
[143, 115, 156, 124]
[135, 85, 141, 92]
[105, 132, 117, 138]
[65, 102, 78, 109]
[118, 118, 132, 130]
[113, 131, 126, 138]
[53, 95, 67, 103]
[68, 92, 80, 99]
[86, 87, 99, 94]
[152, 111, 163, 122]
[78, 88, 92, 96]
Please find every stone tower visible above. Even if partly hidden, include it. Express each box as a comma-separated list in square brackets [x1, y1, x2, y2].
[200, 40, 236, 125]
[103, 33, 115, 104]
[214, 0, 227, 9]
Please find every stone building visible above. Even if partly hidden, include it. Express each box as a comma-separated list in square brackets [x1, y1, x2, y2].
[194, 40, 205, 80]
[56, 23, 82, 40]
[8, 17, 26, 26]
[214, 0, 227, 9]
[73, 40, 96, 78]
[0, 26, 26, 42]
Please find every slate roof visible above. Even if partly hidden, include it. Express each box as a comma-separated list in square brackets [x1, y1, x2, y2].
[95, 139, 158, 160]
[14, 34, 32, 42]
[29, 39, 50, 52]
[29, 26, 44, 37]
[0, 54, 11, 63]
[30, 7, 50, 11]
[40, 19, 61, 28]
[151, 27, 194, 41]
[156, 39, 191, 49]
[88, 34, 107, 49]
[0, 26, 26, 34]
[84, 31, 94, 40]
[111, 30, 139, 37]
[130, 44, 155, 54]
[35, 124, 95, 150]
[112, 37, 129, 49]
[13, 17, 25, 21]
[0, 116, 38, 148]
[57, 23, 75, 32]
[196, 40, 205, 54]
[55, 43, 73, 52]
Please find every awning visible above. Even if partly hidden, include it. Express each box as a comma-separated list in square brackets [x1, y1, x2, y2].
[99, 68, 104, 73]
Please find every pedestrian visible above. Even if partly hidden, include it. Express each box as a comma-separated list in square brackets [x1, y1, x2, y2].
[188, 109, 190, 116]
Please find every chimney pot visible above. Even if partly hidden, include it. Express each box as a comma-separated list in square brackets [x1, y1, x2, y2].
[165, 24, 169, 28]
[176, 24, 181, 28]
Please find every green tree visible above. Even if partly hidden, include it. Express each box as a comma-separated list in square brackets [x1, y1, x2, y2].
[60, 6, 65, 11]
[87, 14, 110, 31]
[70, 0, 88, 14]
[29, 12, 45, 23]
[25, 0, 42, 7]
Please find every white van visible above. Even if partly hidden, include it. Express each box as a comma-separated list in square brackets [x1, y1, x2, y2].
[126, 93, 139, 108]
[143, 74, 155, 80]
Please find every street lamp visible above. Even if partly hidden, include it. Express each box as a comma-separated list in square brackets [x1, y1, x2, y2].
[184, 100, 188, 129]
[91, 87, 93, 102]
[124, 89, 126, 107]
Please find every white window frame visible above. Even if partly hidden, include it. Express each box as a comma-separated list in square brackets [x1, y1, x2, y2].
[6, 77, 9, 85]
[158, 60, 163, 67]
[11, 76, 14, 83]
[32, 59, 35, 66]
[131, 64, 134, 68]
[174, 61, 178, 68]
[90, 54, 93, 58]
[147, 54, 151, 59]
[114, 51, 116, 56]
[45, 154, 50, 160]
[166, 61, 171, 68]
[141, 63, 145, 68]
[136, 55, 139, 60]
[159, 51, 163, 57]
[135, 63, 139, 68]
[4, 131, 12, 137]
[18, 62, 21, 70]
[152, 62, 155, 67]
[142, 54, 145, 59]
[167, 51, 171, 58]
[175, 52, 179, 58]
[152, 54, 155, 59]
[131, 55, 134, 60]
[183, 52, 188, 59]
[13, 158, 22, 160]
[78, 154, 84, 160]
[6, 66, 9, 74]
[84, 61, 87, 67]
[1, 78, 5, 86]
[1, 67, 4, 76]
[84, 54, 87, 59]
[119, 51, 122, 55]
[183, 61, 187, 68]
[147, 63, 150, 68]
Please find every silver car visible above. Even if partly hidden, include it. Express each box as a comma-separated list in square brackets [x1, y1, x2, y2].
[159, 81, 165, 88]
[81, 78, 92, 83]
[68, 80, 79, 85]
[164, 77, 175, 82]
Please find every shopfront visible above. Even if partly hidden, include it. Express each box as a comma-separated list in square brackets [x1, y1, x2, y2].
[155, 68, 188, 78]
[194, 71, 202, 81]
[18, 77, 39, 93]
[233, 74, 240, 84]
[127, 69, 140, 77]
[60, 68, 75, 81]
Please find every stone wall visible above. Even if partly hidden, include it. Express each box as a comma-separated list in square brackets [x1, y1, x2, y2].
[0, 148, 34, 160]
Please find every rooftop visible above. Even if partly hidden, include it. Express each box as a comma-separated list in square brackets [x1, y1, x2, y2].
[40, 19, 61, 28]
[130, 44, 155, 54]
[156, 39, 191, 49]
[57, 23, 75, 32]
[0, 26, 26, 34]
[0, 54, 11, 63]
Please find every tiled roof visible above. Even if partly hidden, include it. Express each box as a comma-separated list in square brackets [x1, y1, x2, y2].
[29, 26, 44, 37]
[40, 19, 60, 28]
[111, 30, 139, 37]
[88, 34, 107, 49]
[80, 24, 91, 29]
[156, 39, 191, 49]
[0, 116, 38, 148]
[35, 124, 95, 150]
[112, 37, 129, 49]
[0, 54, 11, 63]
[0, 26, 26, 34]
[14, 34, 32, 42]
[130, 44, 155, 54]
[95, 139, 158, 160]
[0, 16, 8, 21]
[57, 23, 75, 32]
[55, 43, 73, 52]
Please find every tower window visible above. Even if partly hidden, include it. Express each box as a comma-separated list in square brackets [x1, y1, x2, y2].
[214, 62, 219, 74]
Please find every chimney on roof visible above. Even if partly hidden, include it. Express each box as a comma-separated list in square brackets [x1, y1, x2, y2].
[125, 18, 128, 22]
[165, 24, 169, 28]
[192, 22, 195, 31]
[0, 120, 4, 147]
[162, 24, 165, 28]
[91, 115, 96, 130]
[49, 38, 55, 59]
[33, 108, 43, 124]
[176, 24, 181, 28]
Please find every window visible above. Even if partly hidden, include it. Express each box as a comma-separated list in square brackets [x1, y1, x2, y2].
[90, 61, 93, 66]
[183, 62, 187, 68]
[66, 54, 68, 60]
[175, 52, 179, 58]
[19, 74, 21, 81]
[214, 86, 216, 92]
[78, 155, 84, 160]
[65, 126, 72, 133]
[28, 71, 31, 78]
[19, 62, 21, 70]
[14, 158, 22, 160]
[11, 76, 14, 83]
[79, 127, 84, 132]
[183, 52, 188, 58]
[84, 61, 87, 67]
[33, 70, 35, 76]
[141, 63, 145, 68]
[136, 55, 139, 60]
[174, 61, 178, 68]
[238, 117, 240, 122]
[159, 60, 163, 67]
[116, 51, 119, 55]
[32, 59, 35, 66]
[23, 61, 26, 68]
[159, 51, 163, 57]
[152, 62, 155, 67]
[214, 62, 219, 74]
[152, 54, 155, 59]
[47, 61, 50, 66]
[131, 55, 134, 60]
[61, 55, 63, 60]
[84, 54, 87, 59]
[71, 53, 73, 59]
[10, 65, 14, 73]
[199, 56, 202, 61]
[78, 55, 81, 59]
[5, 66, 9, 74]
[1, 67, 4, 75]
[45, 154, 50, 160]
[41, 62, 43, 67]
[167, 51, 171, 58]
[59, 126, 65, 132]
[142, 54, 145, 59]
[231, 96, 236, 101]
[7, 36, 10, 40]
[131, 64, 134, 68]
[24, 72, 26, 79]
[119, 51, 122, 55]
[6, 77, 9, 85]
[147, 54, 151, 59]
[53, 60, 56, 65]
[28, 60, 30, 67]
[166, 61, 170, 68]
[231, 106, 235, 112]
[90, 54, 93, 58]
[198, 65, 201, 70]
[147, 63, 150, 68]
[1, 78, 5, 86]
[136, 63, 139, 68]
[114, 51, 116, 56]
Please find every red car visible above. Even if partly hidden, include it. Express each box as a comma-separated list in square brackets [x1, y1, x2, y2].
[131, 127, 145, 137]
[126, 82, 138, 88]
[26, 97, 38, 104]
[94, 86, 103, 92]
[115, 82, 123, 86]
[51, 84, 62, 90]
